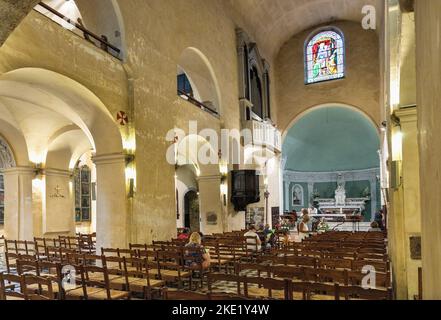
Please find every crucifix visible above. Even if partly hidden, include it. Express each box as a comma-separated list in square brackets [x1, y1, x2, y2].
[50, 185, 65, 198]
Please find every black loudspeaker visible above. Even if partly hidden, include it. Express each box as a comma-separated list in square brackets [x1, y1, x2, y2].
[231, 170, 260, 211]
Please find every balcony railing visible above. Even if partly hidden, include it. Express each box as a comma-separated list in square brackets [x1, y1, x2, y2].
[35, 2, 121, 60]
[178, 90, 219, 117]
[250, 120, 282, 152]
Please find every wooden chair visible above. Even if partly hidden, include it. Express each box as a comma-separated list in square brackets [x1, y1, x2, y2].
[271, 265, 304, 281]
[0, 273, 26, 300]
[16, 258, 39, 276]
[304, 282, 340, 300]
[122, 257, 164, 299]
[183, 246, 210, 290]
[156, 250, 191, 289]
[65, 263, 129, 300]
[24, 275, 54, 300]
[338, 285, 393, 300]
[162, 287, 209, 300]
[244, 276, 290, 300]
[303, 268, 347, 285]
[318, 258, 352, 270]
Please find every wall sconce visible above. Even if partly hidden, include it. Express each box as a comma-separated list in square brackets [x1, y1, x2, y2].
[34, 163, 44, 179]
[220, 182, 228, 206]
[125, 155, 136, 198]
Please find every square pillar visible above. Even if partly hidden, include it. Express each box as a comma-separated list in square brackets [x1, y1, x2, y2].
[93, 153, 128, 250]
[2, 167, 34, 241]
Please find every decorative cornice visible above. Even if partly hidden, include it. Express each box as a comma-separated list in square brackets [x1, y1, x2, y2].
[284, 168, 380, 183]
[395, 106, 417, 123]
[92, 153, 126, 165]
[1, 166, 35, 175]
[44, 168, 72, 178]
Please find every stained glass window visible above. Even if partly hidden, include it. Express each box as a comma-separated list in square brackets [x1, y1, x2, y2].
[74, 165, 91, 222]
[305, 29, 345, 84]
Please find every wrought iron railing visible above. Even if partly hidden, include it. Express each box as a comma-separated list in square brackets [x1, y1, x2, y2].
[35, 2, 121, 59]
[177, 90, 218, 116]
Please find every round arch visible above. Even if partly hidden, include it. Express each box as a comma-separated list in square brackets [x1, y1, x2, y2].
[177, 47, 222, 115]
[282, 102, 381, 142]
[0, 68, 123, 157]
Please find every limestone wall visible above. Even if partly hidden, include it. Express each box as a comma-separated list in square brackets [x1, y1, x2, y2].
[276, 21, 381, 133]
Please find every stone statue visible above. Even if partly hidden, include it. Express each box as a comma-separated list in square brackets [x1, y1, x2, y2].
[335, 182, 346, 206]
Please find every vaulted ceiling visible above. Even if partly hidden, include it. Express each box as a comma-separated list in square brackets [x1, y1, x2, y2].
[228, 0, 382, 59]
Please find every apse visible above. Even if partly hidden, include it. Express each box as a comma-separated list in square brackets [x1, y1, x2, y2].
[282, 105, 381, 221]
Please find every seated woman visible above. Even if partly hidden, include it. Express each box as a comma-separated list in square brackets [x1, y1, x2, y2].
[184, 232, 211, 269]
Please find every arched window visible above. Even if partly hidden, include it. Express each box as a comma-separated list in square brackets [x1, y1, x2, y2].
[305, 28, 345, 84]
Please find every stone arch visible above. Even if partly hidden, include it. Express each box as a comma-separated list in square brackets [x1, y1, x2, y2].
[0, 68, 123, 158]
[0, 68, 126, 248]
[177, 47, 222, 115]
[282, 103, 381, 142]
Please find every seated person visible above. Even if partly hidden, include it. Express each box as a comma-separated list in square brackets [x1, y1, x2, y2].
[244, 225, 262, 252]
[184, 232, 211, 269]
[368, 221, 382, 232]
[177, 228, 190, 240]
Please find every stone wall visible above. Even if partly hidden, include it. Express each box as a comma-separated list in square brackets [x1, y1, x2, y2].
[276, 21, 381, 133]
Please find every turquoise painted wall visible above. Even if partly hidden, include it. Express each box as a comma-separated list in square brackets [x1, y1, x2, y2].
[283, 107, 380, 172]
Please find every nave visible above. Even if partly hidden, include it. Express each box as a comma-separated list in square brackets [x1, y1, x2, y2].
[0, 229, 393, 301]
[0, 0, 440, 302]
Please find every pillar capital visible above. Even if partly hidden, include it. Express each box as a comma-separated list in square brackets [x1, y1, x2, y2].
[43, 168, 72, 178]
[92, 153, 126, 166]
[1, 166, 35, 176]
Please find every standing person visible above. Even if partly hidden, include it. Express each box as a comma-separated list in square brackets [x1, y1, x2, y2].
[244, 225, 262, 252]
[298, 214, 311, 242]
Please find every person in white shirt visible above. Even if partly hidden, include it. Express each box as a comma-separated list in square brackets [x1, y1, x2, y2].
[298, 214, 311, 242]
[244, 225, 262, 252]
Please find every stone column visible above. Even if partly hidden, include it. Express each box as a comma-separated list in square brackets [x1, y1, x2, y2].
[93, 153, 127, 250]
[369, 178, 377, 222]
[308, 182, 314, 206]
[415, 0, 441, 300]
[2, 167, 34, 241]
[284, 181, 290, 211]
[198, 174, 223, 235]
[43, 169, 75, 237]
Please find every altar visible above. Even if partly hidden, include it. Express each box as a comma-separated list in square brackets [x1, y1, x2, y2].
[316, 180, 370, 215]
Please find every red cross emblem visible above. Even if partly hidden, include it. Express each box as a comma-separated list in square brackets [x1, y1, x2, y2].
[117, 111, 128, 126]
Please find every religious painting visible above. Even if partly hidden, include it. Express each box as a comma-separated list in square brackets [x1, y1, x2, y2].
[292, 184, 304, 206]
[305, 29, 345, 84]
